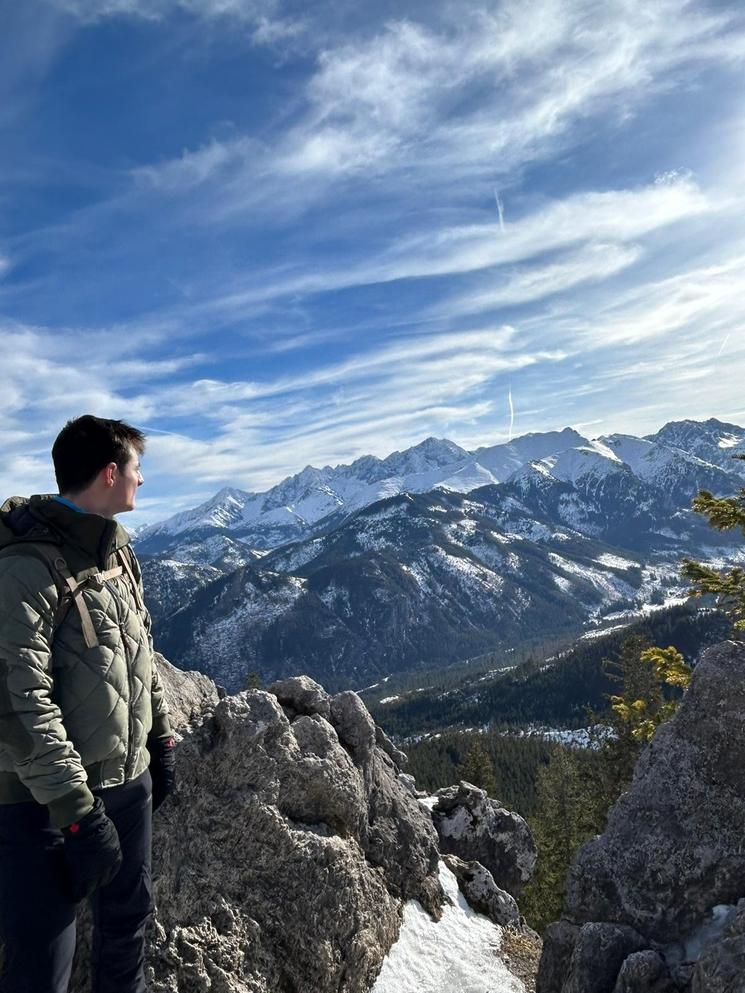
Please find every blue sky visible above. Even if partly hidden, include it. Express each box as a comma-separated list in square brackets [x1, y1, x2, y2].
[2, 0, 745, 525]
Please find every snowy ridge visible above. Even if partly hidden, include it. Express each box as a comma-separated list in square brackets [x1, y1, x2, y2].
[137, 419, 745, 563]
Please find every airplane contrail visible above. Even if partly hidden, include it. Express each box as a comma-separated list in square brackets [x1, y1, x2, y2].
[508, 385, 515, 441]
[494, 190, 505, 233]
[716, 333, 731, 358]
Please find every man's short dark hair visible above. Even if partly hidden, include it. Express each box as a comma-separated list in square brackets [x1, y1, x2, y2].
[52, 415, 146, 494]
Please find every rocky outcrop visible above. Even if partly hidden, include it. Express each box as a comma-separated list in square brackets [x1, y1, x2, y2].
[70, 668, 444, 993]
[538, 640, 745, 993]
[431, 780, 537, 899]
[613, 950, 676, 992]
[66, 660, 543, 993]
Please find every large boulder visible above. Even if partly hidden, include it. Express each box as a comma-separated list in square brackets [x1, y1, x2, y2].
[612, 950, 677, 993]
[71, 663, 443, 993]
[269, 674, 332, 721]
[539, 640, 745, 992]
[560, 923, 647, 993]
[431, 780, 537, 898]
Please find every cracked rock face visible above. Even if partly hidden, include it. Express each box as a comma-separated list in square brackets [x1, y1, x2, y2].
[431, 781, 537, 899]
[442, 854, 520, 927]
[71, 670, 442, 993]
[539, 640, 745, 993]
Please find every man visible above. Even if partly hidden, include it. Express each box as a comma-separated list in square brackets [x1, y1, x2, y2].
[0, 415, 175, 993]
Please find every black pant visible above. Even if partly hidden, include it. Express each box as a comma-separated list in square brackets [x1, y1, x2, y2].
[0, 769, 153, 993]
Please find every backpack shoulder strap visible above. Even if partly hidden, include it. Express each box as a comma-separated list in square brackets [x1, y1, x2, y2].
[117, 546, 145, 612]
[0, 542, 99, 647]
[52, 556, 100, 649]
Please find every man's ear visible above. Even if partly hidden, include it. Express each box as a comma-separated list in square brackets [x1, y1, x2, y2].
[103, 462, 118, 487]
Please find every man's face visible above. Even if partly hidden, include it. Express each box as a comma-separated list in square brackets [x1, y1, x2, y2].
[110, 448, 143, 514]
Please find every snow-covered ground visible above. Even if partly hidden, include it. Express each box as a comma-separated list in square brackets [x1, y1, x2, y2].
[371, 862, 524, 993]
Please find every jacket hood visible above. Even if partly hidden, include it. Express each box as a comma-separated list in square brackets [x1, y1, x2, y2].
[0, 495, 131, 568]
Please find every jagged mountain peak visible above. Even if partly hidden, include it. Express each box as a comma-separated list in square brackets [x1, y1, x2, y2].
[137, 417, 745, 560]
[473, 427, 590, 481]
[212, 485, 253, 504]
[646, 417, 745, 476]
[141, 485, 254, 537]
[534, 444, 629, 485]
[381, 436, 469, 472]
[647, 416, 745, 448]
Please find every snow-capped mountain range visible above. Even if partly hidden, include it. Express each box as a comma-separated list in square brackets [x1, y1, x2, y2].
[139, 418, 745, 692]
[136, 419, 744, 562]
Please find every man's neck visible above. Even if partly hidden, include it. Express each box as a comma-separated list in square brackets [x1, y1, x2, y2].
[59, 492, 114, 519]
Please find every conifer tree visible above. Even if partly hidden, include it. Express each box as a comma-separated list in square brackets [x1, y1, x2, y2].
[682, 461, 745, 629]
[521, 748, 597, 932]
[458, 739, 498, 796]
[587, 637, 692, 813]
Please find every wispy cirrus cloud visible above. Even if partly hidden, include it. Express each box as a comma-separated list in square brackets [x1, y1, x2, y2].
[579, 252, 745, 347]
[50, 0, 282, 25]
[432, 243, 643, 319]
[180, 174, 711, 328]
[3, 0, 745, 524]
[129, 0, 745, 204]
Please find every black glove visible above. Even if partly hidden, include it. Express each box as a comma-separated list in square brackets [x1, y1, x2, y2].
[62, 797, 123, 902]
[148, 734, 176, 812]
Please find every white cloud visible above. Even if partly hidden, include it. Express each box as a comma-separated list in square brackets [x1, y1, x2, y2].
[431, 243, 643, 319]
[190, 176, 710, 324]
[49, 0, 305, 54]
[51, 0, 278, 24]
[579, 252, 745, 346]
[132, 138, 257, 193]
[276, 1, 741, 181]
[153, 325, 540, 417]
[125, 0, 745, 208]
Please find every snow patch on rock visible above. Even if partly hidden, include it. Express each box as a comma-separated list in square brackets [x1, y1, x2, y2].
[371, 863, 523, 993]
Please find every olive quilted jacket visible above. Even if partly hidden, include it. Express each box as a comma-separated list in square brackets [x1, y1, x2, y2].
[0, 495, 171, 827]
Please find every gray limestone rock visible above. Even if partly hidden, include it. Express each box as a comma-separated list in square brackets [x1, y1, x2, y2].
[155, 653, 221, 735]
[612, 950, 676, 993]
[536, 920, 579, 993]
[330, 691, 376, 761]
[564, 641, 745, 944]
[561, 923, 647, 993]
[539, 640, 745, 992]
[397, 773, 418, 796]
[268, 674, 331, 720]
[431, 780, 537, 898]
[70, 670, 443, 993]
[375, 725, 408, 771]
[442, 854, 520, 926]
